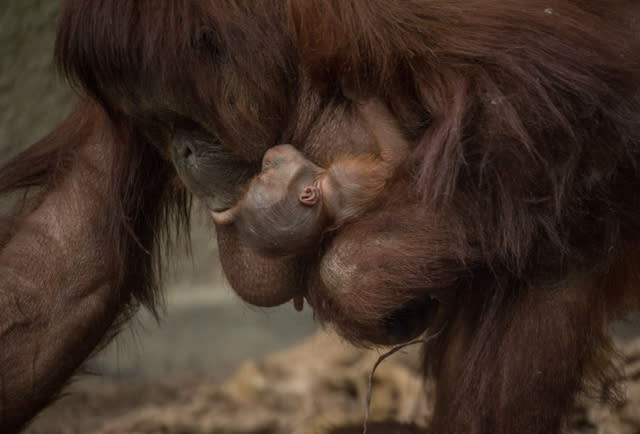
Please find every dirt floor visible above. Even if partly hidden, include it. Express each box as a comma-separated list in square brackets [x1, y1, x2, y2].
[22, 333, 640, 434]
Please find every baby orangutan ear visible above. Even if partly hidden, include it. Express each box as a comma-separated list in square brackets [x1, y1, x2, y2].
[299, 186, 320, 206]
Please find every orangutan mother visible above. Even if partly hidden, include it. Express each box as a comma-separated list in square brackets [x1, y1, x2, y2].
[0, 1, 639, 433]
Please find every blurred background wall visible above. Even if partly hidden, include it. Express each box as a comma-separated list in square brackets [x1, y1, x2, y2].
[0, 0, 316, 383]
[0, 0, 71, 158]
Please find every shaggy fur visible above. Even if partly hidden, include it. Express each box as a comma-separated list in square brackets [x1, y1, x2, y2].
[0, 1, 638, 433]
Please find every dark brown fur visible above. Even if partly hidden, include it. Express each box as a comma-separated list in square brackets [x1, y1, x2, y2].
[0, 1, 639, 433]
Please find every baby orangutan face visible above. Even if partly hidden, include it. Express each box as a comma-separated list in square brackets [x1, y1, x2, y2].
[212, 144, 329, 256]
[249, 144, 322, 208]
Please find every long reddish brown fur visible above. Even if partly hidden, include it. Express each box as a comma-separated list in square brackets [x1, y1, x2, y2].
[0, 1, 638, 433]
[292, 3, 640, 431]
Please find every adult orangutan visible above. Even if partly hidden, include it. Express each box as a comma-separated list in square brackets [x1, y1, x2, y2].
[0, 1, 639, 433]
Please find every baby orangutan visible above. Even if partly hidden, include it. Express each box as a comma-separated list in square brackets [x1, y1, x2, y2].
[211, 100, 408, 256]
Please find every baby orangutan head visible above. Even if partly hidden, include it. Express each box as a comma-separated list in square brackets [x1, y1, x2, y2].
[212, 144, 329, 256]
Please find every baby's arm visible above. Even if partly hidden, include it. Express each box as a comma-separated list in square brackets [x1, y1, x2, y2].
[322, 100, 410, 225]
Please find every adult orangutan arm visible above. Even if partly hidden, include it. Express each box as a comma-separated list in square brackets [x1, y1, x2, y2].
[0, 134, 119, 432]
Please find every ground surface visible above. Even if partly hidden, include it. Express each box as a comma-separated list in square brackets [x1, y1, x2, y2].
[23, 333, 640, 434]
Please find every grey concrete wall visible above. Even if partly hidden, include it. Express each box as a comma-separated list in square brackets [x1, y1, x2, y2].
[0, 0, 72, 160]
